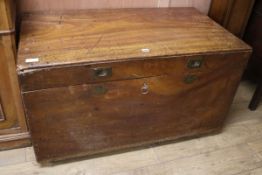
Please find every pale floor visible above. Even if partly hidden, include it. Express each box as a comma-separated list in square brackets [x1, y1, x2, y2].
[0, 81, 262, 175]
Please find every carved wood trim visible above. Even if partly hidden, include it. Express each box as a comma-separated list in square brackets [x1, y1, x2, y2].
[0, 132, 30, 142]
[0, 132, 31, 151]
[209, 0, 255, 38]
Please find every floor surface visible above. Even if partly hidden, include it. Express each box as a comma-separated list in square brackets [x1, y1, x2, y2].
[0, 81, 262, 175]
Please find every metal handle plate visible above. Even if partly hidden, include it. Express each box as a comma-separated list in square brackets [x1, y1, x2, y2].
[184, 75, 198, 84]
[92, 67, 112, 78]
[141, 83, 149, 95]
[93, 85, 108, 95]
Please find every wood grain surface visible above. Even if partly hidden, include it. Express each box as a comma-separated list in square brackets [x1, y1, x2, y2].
[17, 8, 251, 71]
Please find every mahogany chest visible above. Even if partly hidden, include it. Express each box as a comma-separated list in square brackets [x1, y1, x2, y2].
[17, 8, 251, 163]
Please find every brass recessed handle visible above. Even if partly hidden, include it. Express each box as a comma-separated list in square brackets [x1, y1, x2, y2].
[92, 67, 112, 78]
[141, 83, 149, 95]
[187, 57, 203, 69]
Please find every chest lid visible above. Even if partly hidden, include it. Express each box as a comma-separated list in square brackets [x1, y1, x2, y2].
[17, 8, 251, 71]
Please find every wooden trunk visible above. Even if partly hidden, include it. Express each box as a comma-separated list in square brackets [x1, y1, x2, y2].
[17, 8, 251, 163]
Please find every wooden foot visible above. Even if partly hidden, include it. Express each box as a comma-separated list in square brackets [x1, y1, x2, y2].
[249, 82, 262, 111]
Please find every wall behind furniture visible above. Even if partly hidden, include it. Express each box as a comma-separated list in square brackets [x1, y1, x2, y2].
[17, 0, 211, 14]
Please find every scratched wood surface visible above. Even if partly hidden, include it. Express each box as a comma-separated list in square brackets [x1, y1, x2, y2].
[23, 62, 245, 162]
[17, 8, 250, 71]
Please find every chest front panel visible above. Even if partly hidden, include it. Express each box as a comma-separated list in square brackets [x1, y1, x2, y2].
[22, 52, 248, 162]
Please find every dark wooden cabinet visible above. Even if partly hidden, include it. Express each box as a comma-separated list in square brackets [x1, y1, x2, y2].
[0, 0, 30, 150]
[245, 0, 262, 73]
[244, 0, 262, 110]
[17, 8, 251, 163]
[209, 0, 255, 38]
